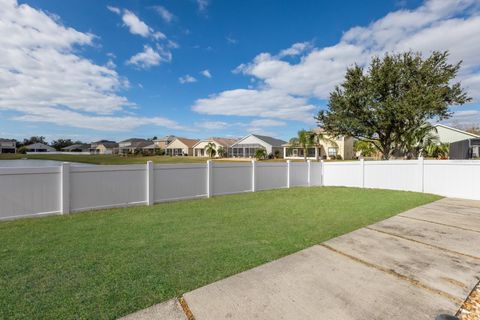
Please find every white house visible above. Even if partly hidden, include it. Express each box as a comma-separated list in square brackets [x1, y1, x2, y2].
[192, 138, 238, 157]
[25, 143, 56, 153]
[433, 124, 480, 143]
[229, 134, 286, 158]
[0, 139, 16, 154]
[165, 138, 199, 156]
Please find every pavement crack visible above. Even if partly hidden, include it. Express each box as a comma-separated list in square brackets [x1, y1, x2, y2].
[179, 296, 196, 320]
[365, 227, 480, 261]
[319, 243, 463, 305]
[397, 215, 480, 234]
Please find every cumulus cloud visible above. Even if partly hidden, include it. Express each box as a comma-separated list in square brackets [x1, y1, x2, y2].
[193, 89, 316, 122]
[179, 75, 197, 84]
[0, 0, 182, 132]
[201, 69, 212, 78]
[194, 0, 480, 123]
[196, 0, 209, 12]
[153, 5, 174, 23]
[108, 6, 166, 40]
[127, 45, 170, 69]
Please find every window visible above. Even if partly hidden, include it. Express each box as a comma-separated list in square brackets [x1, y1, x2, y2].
[328, 147, 338, 157]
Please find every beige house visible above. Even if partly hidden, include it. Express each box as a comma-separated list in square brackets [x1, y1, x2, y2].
[165, 138, 199, 156]
[153, 135, 176, 149]
[192, 138, 238, 157]
[283, 129, 355, 160]
[90, 140, 118, 154]
[229, 134, 286, 158]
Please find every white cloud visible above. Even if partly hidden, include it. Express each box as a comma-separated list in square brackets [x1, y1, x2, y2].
[226, 35, 238, 44]
[249, 119, 286, 127]
[108, 6, 166, 40]
[201, 69, 212, 78]
[195, 121, 228, 130]
[196, 0, 209, 12]
[153, 6, 174, 23]
[0, 0, 182, 132]
[278, 42, 313, 57]
[127, 45, 170, 69]
[193, 89, 316, 122]
[179, 75, 197, 84]
[195, 0, 480, 123]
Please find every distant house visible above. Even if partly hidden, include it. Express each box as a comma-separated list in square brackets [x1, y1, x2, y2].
[449, 139, 480, 159]
[433, 124, 480, 143]
[153, 135, 176, 149]
[165, 138, 199, 156]
[62, 144, 90, 152]
[0, 139, 16, 154]
[229, 134, 286, 158]
[25, 143, 55, 153]
[118, 138, 151, 155]
[90, 140, 118, 155]
[283, 129, 355, 160]
[192, 137, 238, 157]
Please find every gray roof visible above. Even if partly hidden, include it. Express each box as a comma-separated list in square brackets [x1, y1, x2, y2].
[0, 138, 15, 142]
[25, 143, 56, 151]
[232, 134, 287, 147]
[62, 144, 90, 151]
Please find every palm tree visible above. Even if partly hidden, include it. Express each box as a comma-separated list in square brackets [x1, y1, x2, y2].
[217, 146, 227, 158]
[423, 142, 449, 159]
[254, 148, 267, 160]
[311, 130, 337, 160]
[398, 124, 438, 159]
[205, 142, 216, 158]
[289, 129, 315, 161]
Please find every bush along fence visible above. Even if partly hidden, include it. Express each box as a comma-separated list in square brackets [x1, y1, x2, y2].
[1, 158, 479, 221]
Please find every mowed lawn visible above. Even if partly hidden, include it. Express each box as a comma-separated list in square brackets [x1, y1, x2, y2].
[0, 187, 441, 320]
[0, 153, 209, 165]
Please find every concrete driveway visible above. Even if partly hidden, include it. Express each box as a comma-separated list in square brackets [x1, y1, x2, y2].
[122, 198, 480, 320]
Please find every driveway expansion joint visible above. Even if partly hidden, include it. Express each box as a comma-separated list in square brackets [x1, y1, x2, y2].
[397, 215, 480, 234]
[365, 227, 480, 261]
[456, 281, 480, 320]
[318, 243, 462, 304]
[179, 296, 196, 320]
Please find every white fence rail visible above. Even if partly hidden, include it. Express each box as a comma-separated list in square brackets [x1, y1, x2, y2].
[1, 159, 479, 221]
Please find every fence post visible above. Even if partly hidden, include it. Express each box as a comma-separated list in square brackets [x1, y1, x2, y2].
[146, 161, 154, 205]
[320, 160, 324, 186]
[307, 160, 311, 187]
[418, 156, 424, 193]
[60, 162, 70, 214]
[286, 160, 291, 188]
[251, 160, 256, 192]
[360, 159, 365, 188]
[207, 160, 213, 198]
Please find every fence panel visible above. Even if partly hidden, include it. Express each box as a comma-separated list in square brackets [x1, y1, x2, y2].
[424, 160, 480, 200]
[256, 163, 288, 191]
[323, 162, 362, 187]
[154, 164, 207, 202]
[0, 167, 60, 219]
[70, 165, 146, 211]
[212, 162, 252, 196]
[290, 162, 308, 186]
[310, 162, 323, 186]
[364, 160, 420, 192]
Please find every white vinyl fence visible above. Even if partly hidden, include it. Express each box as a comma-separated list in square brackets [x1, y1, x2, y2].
[1, 158, 479, 221]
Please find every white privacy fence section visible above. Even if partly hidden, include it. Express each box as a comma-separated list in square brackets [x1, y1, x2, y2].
[1, 158, 480, 221]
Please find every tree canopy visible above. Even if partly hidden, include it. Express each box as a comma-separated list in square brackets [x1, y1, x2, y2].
[316, 51, 470, 159]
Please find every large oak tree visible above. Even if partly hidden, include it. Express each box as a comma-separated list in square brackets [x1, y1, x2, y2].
[316, 51, 471, 159]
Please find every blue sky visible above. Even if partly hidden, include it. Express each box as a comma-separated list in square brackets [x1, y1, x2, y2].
[0, 0, 479, 142]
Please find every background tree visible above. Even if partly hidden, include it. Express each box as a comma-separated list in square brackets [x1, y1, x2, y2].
[354, 140, 377, 158]
[21, 136, 46, 147]
[217, 146, 227, 158]
[316, 51, 470, 159]
[205, 142, 216, 158]
[51, 139, 78, 151]
[289, 129, 315, 161]
[254, 148, 267, 160]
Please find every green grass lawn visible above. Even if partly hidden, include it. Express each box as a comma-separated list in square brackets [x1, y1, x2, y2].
[0, 187, 441, 319]
[0, 153, 210, 164]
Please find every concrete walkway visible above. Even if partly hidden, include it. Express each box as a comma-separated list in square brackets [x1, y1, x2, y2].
[122, 198, 480, 320]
